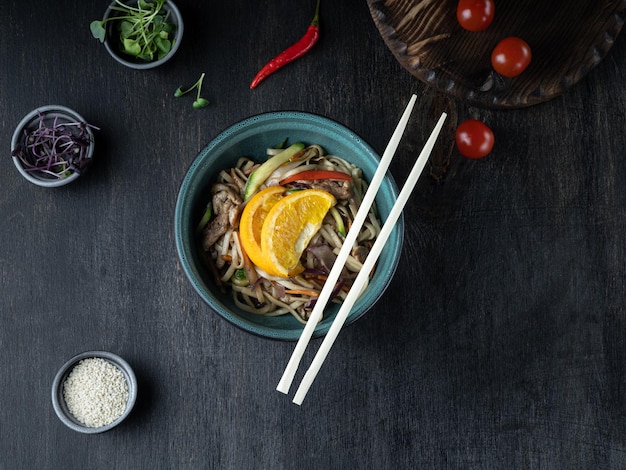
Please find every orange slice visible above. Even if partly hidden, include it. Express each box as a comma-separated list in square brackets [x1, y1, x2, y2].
[261, 189, 336, 277]
[239, 186, 286, 274]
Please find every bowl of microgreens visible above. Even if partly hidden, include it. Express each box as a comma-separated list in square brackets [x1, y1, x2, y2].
[11, 105, 97, 188]
[91, 0, 183, 70]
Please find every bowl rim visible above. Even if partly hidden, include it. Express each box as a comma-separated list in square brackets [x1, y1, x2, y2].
[10, 105, 94, 188]
[174, 110, 404, 341]
[51, 350, 137, 434]
[102, 0, 184, 70]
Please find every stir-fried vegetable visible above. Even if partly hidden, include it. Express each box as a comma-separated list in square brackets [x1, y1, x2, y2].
[280, 169, 351, 185]
[329, 207, 346, 237]
[195, 202, 212, 235]
[243, 142, 305, 201]
[198, 143, 380, 323]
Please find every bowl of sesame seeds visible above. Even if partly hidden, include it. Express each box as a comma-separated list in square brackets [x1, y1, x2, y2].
[51, 351, 137, 434]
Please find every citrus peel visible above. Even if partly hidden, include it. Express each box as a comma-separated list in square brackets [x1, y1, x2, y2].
[261, 189, 336, 277]
[239, 186, 286, 275]
[239, 187, 336, 278]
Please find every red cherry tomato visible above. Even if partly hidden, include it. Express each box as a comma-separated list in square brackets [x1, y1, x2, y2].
[455, 119, 495, 159]
[491, 37, 532, 78]
[456, 0, 495, 32]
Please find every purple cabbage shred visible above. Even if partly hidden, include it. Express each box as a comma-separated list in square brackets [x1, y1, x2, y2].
[11, 112, 99, 180]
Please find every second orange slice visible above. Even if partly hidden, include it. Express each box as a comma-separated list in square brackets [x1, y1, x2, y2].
[261, 189, 336, 277]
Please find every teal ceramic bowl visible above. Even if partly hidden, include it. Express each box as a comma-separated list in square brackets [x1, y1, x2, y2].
[174, 112, 404, 340]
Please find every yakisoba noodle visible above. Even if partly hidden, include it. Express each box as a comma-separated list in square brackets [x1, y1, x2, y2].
[198, 144, 381, 324]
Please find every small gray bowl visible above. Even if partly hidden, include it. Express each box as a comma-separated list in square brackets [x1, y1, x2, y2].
[11, 105, 95, 188]
[102, 0, 183, 69]
[51, 351, 137, 434]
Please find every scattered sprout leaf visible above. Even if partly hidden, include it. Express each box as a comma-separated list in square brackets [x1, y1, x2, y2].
[176, 73, 210, 110]
[90, 21, 106, 42]
[193, 98, 210, 109]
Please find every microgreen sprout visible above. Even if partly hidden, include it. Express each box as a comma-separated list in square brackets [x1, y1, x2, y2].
[175, 73, 210, 109]
[11, 113, 99, 180]
[90, 0, 174, 62]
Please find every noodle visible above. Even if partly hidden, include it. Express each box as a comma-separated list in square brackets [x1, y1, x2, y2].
[199, 144, 381, 323]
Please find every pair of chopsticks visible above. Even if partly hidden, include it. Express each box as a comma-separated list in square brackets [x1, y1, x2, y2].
[277, 94, 447, 405]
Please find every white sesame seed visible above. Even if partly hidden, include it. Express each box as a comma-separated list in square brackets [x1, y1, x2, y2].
[63, 357, 129, 428]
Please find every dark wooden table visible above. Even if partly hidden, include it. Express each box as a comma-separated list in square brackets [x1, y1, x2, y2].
[2, 1, 626, 468]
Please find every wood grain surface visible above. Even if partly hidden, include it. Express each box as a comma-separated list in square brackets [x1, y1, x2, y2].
[368, 0, 626, 108]
[1, 0, 626, 468]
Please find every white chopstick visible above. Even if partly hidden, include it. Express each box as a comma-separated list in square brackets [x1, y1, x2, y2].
[292, 112, 447, 405]
[276, 94, 418, 395]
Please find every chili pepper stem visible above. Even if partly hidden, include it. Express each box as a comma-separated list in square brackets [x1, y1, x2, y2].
[175, 73, 210, 109]
[311, 0, 320, 27]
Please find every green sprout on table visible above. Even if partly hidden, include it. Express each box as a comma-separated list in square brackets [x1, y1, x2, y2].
[90, 0, 174, 62]
[175, 73, 210, 109]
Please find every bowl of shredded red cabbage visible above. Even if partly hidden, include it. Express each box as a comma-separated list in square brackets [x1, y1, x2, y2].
[11, 105, 97, 187]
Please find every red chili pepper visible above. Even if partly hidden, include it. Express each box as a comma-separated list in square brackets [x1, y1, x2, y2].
[250, 0, 321, 89]
[280, 169, 351, 185]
